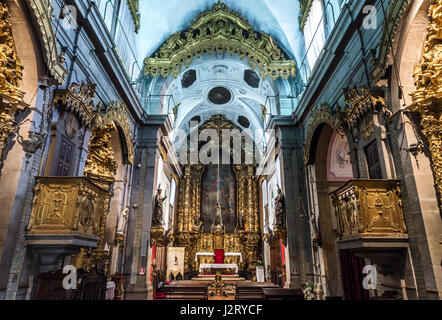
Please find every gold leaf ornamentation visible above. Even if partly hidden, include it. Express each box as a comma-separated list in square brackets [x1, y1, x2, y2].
[409, 0, 442, 209]
[143, 1, 296, 80]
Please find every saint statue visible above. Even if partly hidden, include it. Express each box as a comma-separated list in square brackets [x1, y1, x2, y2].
[152, 185, 167, 226]
[212, 202, 224, 229]
[274, 186, 285, 228]
[238, 213, 245, 230]
[193, 212, 202, 231]
[310, 214, 321, 244]
[116, 207, 129, 237]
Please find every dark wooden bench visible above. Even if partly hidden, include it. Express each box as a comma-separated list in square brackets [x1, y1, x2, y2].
[165, 282, 208, 300]
[263, 288, 305, 300]
[236, 282, 279, 300]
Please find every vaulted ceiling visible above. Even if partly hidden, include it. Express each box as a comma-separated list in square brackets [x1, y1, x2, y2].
[135, 0, 305, 64]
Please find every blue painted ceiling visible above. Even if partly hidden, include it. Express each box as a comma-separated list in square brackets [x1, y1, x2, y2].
[136, 0, 304, 64]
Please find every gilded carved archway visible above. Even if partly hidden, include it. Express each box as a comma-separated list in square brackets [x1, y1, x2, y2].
[143, 1, 296, 80]
[409, 0, 442, 210]
[98, 102, 134, 165]
[53, 83, 135, 166]
[0, 2, 28, 162]
[24, 0, 67, 84]
[304, 103, 342, 164]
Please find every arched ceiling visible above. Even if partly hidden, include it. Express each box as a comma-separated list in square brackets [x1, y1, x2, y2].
[136, 0, 304, 65]
[157, 53, 278, 154]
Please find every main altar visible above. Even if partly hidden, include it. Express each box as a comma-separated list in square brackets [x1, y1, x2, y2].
[171, 116, 262, 277]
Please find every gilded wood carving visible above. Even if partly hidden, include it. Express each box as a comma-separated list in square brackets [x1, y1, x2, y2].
[143, 1, 296, 80]
[26, 177, 108, 237]
[0, 3, 28, 161]
[410, 0, 442, 208]
[331, 179, 407, 240]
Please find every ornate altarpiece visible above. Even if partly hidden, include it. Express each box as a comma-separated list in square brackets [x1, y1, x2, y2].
[173, 115, 261, 274]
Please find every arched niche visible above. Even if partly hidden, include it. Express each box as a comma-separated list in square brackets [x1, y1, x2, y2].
[304, 104, 360, 299]
[304, 104, 342, 165]
[390, 0, 430, 110]
[83, 119, 129, 252]
[0, 0, 46, 268]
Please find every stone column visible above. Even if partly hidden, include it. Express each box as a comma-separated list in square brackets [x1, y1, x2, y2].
[5, 84, 55, 300]
[277, 124, 313, 289]
[124, 116, 166, 300]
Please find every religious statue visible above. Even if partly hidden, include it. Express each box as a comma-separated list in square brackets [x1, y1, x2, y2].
[116, 207, 129, 237]
[274, 186, 285, 228]
[238, 213, 245, 230]
[310, 214, 321, 245]
[193, 212, 202, 231]
[152, 185, 167, 226]
[213, 202, 224, 227]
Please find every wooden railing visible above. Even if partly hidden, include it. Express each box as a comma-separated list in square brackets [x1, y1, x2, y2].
[330, 180, 407, 241]
[26, 177, 108, 239]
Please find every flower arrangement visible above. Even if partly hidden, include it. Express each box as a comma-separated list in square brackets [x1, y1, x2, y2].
[302, 282, 315, 300]
[255, 260, 264, 267]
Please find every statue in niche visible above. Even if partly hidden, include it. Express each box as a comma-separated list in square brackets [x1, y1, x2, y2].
[212, 202, 224, 230]
[152, 185, 167, 226]
[238, 213, 245, 230]
[274, 186, 285, 228]
[116, 207, 129, 237]
[193, 212, 202, 231]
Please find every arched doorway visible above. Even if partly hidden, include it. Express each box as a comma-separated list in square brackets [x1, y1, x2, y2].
[305, 106, 369, 300]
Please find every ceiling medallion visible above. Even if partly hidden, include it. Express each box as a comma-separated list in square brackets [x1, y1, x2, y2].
[143, 1, 296, 80]
[208, 86, 231, 105]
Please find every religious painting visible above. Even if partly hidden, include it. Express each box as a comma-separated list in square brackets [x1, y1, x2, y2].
[327, 129, 353, 181]
[201, 164, 236, 233]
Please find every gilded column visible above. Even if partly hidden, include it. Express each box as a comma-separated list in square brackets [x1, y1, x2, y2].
[253, 176, 260, 233]
[0, 3, 27, 164]
[410, 0, 442, 209]
[247, 173, 253, 232]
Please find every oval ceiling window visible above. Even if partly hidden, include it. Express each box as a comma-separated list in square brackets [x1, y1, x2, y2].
[244, 69, 260, 88]
[238, 116, 250, 128]
[208, 86, 231, 105]
[181, 69, 196, 88]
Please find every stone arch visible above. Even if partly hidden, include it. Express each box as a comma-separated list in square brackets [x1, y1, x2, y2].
[22, 0, 67, 84]
[304, 103, 341, 164]
[0, 0, 50, 287]
[388, 0, 442, 299]
[98, 102, 134, 164]
[390, 0, 431, 109]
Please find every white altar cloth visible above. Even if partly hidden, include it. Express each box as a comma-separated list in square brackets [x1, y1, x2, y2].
[199, 263, 238, 273]
[195, 252, 242, 262]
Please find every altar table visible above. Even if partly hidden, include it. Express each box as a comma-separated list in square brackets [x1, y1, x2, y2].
[195, 252, 242, 262]
[199, 263, 238, 273]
